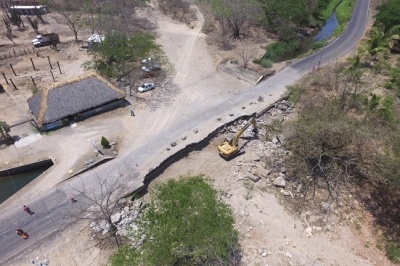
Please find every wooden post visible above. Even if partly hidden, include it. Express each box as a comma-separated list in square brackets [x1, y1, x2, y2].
[2, 73, 9, 85]
[9, 51, 12, 58]
[30, 58, 37, 71]
[10, 64, 17, 76]
[57, 61, 62, 74]
[9, 78, 17, 90]
[50, 70, 56, 82]
[13, 49, 16, 56]
[47, 56, 53, 69]
[30, 76, 37, 88]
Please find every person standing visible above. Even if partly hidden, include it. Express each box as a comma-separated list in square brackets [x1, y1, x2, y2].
[23, 205, 34, 215]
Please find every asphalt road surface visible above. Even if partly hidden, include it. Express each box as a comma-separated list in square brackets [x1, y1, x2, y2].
[0, 0, 370, 263]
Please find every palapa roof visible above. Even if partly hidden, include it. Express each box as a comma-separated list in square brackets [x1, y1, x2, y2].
[27, 73, 125, 126]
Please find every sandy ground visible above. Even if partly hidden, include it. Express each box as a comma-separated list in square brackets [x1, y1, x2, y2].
[0, 2, 394, 266]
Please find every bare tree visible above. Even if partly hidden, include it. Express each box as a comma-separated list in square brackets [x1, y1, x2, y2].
[237, 43, 257, 68]
[27, 16, 39, 34]
[69, 171, 127, 248]
[202, 0, 262, 40]
[46, 0, 85, 42]
[3, 17, 15, 44]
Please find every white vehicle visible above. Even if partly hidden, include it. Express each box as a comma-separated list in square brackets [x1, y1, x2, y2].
[138, 83, 155, 93]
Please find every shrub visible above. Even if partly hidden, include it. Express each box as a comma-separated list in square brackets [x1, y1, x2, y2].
[310, 40, 327, 50]
[263, 41, 301, 62]
[100, 136, 109, 148]
[387, 243, 400, 263]
[259, 58, 273, 68]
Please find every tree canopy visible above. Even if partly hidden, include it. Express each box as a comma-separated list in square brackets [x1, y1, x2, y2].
[109, 176, 240, 266]
[375, 0, 400, 34]
[84, 30, 160, 79]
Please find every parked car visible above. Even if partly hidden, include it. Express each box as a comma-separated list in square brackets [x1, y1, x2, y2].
[138, 82, 155, 93]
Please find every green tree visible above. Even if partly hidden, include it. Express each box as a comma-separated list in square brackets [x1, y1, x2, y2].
[0, 120, 13, 145]
[374, 0, 400, 34]
[110, 176, 240, 265]
[84, 30, 160, 79]
[358, 27, 392, 63]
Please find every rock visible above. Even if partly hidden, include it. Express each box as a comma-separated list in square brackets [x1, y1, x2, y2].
[181, 136, 186, 140]
[247, 174, 260, 182]
[246, 153, 261, 162]
[261, 252, 268, 257]
[287, 101, 295, 108]
[305, 227, 312, 234]
[90, 222, 96, 228]
[111, 213, 122, 224]
[321, 202, 333, 212]
[277, 134, 285, 144]
[278, 104, 287, 111]
[271, 137, 279, 144]
[134, 199, 142, 209]
[276, 114, 284, 122]
[229, 113, 234, 116]
[112, 151, 118, 155]
[193, 128, 198, 133]
[273, 175, 286, 187]
[286, 251, 292, 258]
[251, 168, 265, 178]
[296, 183, 303, 193]
[118, 198, 127, 204]
[266, 168, 272, 176]
[315, 227, 322, 231]
[124, 206, 130, 213]
[280, 167, 286, 173]
[283, 191, 290, 196]
[170, 142, 177, 147]
[110, 142, 117, 146]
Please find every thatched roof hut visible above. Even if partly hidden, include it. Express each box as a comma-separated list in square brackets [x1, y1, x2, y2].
[27, 73, 125, 129]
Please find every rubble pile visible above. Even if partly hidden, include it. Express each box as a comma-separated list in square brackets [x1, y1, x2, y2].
[89, 199, 144, 243]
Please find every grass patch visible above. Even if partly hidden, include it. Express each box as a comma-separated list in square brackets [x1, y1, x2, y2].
[286, 85, 305, 103]
[320, 0, 342, 19]
[335, 0, 355, 24]
[310, 40, 327, 50]
[387, 243, 400, 263]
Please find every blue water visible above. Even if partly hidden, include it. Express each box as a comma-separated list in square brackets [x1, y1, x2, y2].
[0, 166, 51, 204]
[313, 12, 339, 41]
[273, 11, 340, 62]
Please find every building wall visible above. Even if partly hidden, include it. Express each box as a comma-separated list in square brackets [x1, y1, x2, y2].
[38, 99, 125, 131]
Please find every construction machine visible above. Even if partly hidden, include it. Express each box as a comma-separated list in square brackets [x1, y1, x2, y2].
[218, 117, 257, 159]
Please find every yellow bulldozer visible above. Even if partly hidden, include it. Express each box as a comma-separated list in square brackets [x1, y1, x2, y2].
[218, 117, 257, 159]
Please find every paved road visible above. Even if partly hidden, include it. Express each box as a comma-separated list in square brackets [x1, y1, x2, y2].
[0, 0, 370, 263]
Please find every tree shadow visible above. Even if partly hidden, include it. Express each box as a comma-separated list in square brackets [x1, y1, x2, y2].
[363, 184, 400, 244]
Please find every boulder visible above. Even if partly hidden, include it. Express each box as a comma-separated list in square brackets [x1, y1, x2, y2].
[111, 213, 122, 224]
[273, 175, 286, 188]
[247, 174, 260, 182]
[251, 167, 265, 178]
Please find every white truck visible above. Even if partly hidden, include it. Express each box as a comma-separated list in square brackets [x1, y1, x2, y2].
[32, 33, 59, 48]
